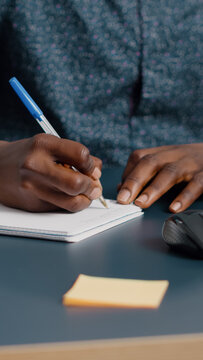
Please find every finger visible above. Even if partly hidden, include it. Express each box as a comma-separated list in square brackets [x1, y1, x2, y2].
[117, 153, 163, 204]
[51, 165, 102, 199]
[134, 156, 201, 208]
[91, 156, 103, 173]
[22, 200, 59, 213]
[31, 134, 97, 177]
[122, 145, 177, 181]
[121, 151, 143, 183]
[89, 156, 102, 181]
[24, 179, 92, 212]
[22, 160, 102, 200]
[134, 161, 185, 208]
[169, 171, 203, 213]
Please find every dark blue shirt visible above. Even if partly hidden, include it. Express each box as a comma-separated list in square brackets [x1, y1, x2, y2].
[0, 0, 202, 166]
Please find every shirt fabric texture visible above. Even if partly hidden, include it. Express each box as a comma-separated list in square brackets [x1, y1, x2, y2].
[0, 0, 202, 167]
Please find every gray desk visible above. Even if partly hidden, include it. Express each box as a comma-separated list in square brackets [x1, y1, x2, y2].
[0, 168, 203, 360]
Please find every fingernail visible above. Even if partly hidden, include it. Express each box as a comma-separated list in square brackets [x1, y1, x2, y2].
[117, 189, 131, 203]
[135, 194, 148, 203]
[92, 167, 101, 179]
[89, 187, 102, 200]
[170, 201, 181, 212]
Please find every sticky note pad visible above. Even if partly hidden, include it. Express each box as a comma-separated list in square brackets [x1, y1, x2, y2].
[63, 274, 169, 308]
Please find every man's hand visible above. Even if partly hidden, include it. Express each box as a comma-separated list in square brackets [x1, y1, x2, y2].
[0, 134, 102, 212]
[117, 143, 203, 212]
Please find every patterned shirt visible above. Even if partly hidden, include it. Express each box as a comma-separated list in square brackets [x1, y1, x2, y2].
[0, 0, 202, 166]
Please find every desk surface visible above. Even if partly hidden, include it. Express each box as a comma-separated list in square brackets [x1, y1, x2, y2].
[0, 168, 203, 356]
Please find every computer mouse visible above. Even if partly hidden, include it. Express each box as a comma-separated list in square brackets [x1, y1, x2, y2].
[162, 210, 203, 258]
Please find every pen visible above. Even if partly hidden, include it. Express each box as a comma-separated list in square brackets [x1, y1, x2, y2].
[9, 77, 108, 209]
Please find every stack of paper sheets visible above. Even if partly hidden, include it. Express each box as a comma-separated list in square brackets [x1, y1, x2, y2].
[0, 199, 143, 242]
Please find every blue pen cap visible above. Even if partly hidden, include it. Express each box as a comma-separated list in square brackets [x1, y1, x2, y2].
[9, 77, 43, 119]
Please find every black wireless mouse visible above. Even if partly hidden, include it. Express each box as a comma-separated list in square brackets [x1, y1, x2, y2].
[162, 210, 203, 258]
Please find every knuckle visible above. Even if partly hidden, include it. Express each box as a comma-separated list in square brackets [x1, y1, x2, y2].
[21, 134, 50, 173]
[193, 172, 203, 189]
[125, 176, 141, 186]
[148, 181, 161, 192]
[22, 154, 37, 172]
[20, 178, 32, 190]
[79, 145, 90, 163]
[68, 197, 82, 212]
[78, 145, 94, 173]
[30, 133, 47, 150]
[142, 154, 157, 166]
[181, 189, 193, 201]
[163, 163, 178, 176]
[20, 172, 33, 190]
[129, 150, 142, 164]
[71, 175, 84, 194]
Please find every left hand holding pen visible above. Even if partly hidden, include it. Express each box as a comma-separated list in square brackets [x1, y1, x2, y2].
[117, 143, 203, 213]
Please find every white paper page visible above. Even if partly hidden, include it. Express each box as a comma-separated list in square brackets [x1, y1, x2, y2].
[0, 200, 143, 242]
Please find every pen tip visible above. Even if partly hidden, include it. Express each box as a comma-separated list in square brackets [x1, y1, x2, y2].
[99, 196, 108, 209]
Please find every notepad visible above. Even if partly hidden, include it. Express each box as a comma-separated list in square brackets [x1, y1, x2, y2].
[63, 274, 169, 308]
[0, 200, 143, 242]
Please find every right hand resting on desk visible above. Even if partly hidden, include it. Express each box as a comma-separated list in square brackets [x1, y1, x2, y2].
[0, 134, 102, 212]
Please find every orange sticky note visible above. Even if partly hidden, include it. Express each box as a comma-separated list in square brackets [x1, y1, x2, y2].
[63, 274, 169, 308]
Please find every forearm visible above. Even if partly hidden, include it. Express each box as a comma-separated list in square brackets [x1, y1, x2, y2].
[0, 140, 8, 146]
